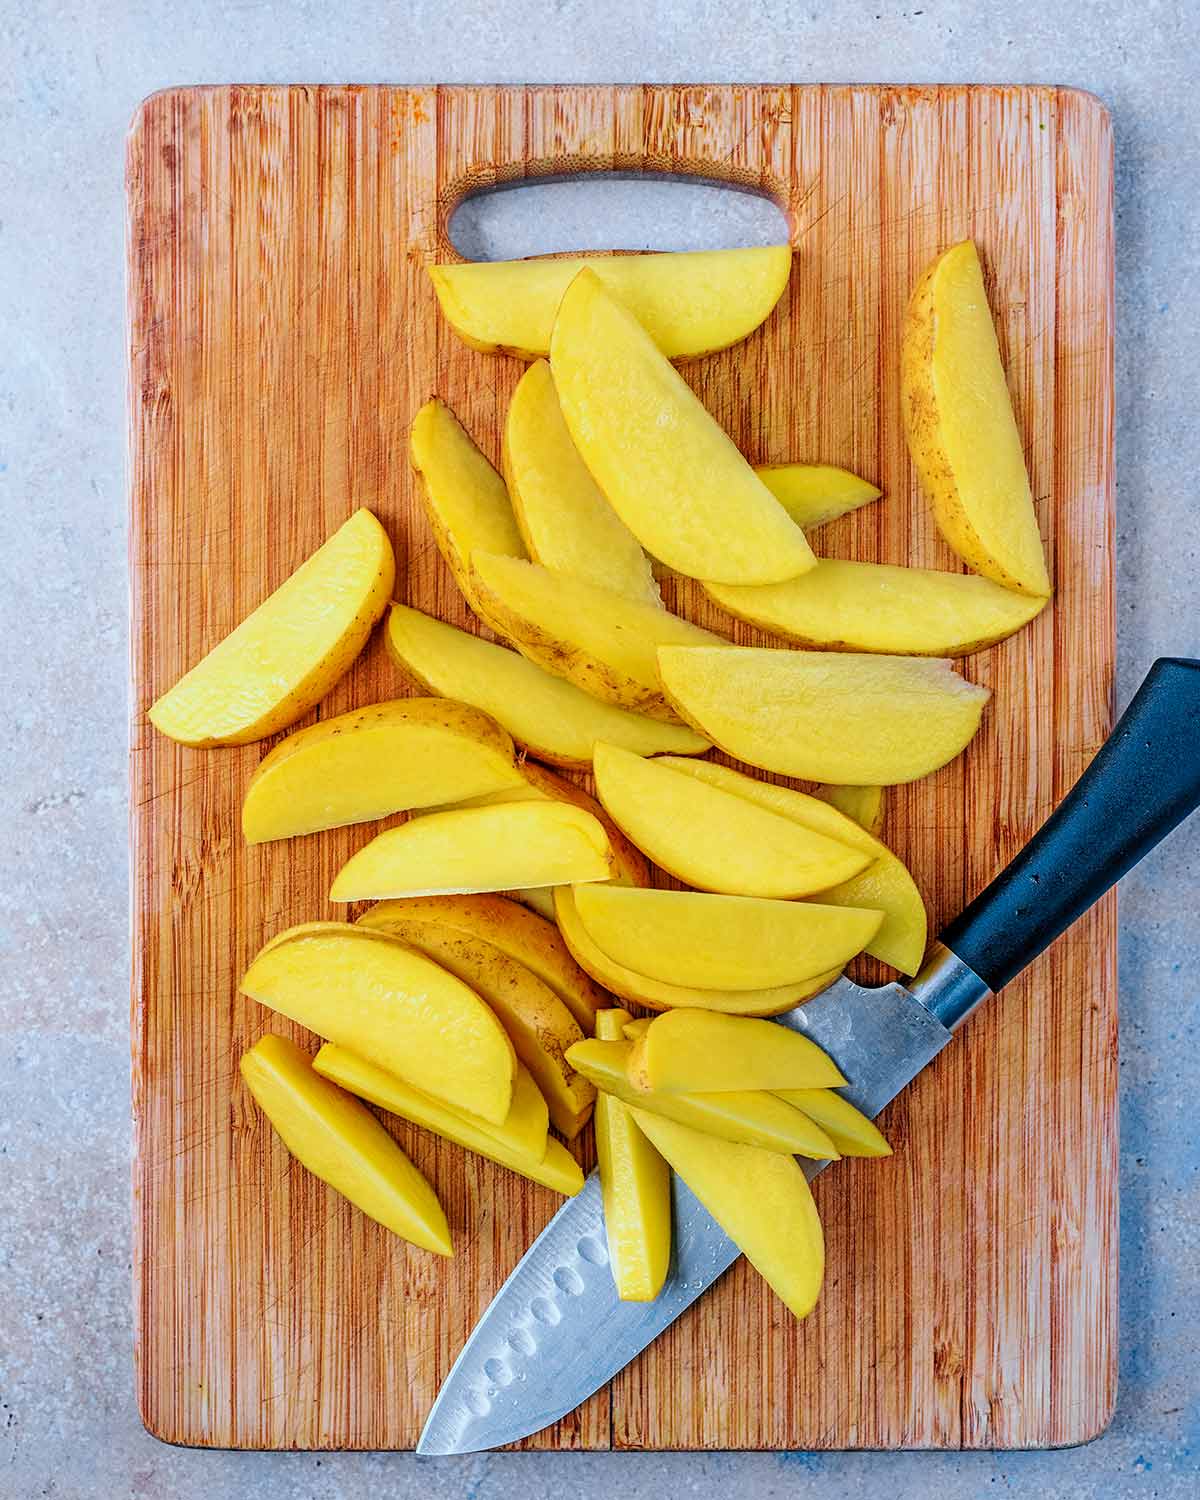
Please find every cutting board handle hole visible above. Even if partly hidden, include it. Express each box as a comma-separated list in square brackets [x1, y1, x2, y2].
[446, 173, 790, 262]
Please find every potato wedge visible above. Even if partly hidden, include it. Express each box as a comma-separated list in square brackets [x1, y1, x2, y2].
[470, 552, 719, 722]
[428, 245, 792, 361]
[241, 924, 517, 1123]
[550, 269, 815, 585]
[554, 887, 840, 1016]
[631, 1009, 845, 1093]
[594, 1009, 671, 1301]
[814, 783, 885, 836]
[410, 399, 524, 615]
[357, 893, 608, 1032]
[506, 888, 558, 923]
[662, 758, 927, 974]
[657, 645, 990, 784]
[755, 464, 882, 530]
[774, 1087, 892, 1158]
[315, 1045, 583, 1196]
[385, 602, 708, 768]
[330, 802, 613, 901]
[567, 1039, 838, 1158]
[241, 698, 523, 843]
[629, 1109, 825, 1318]
[592, 741, 869, 898]
[572, 886, 882, 991]
[704, 558, 1046, 656]
[240, 1035, 452, 1254]
[504, 360, 659, 605]
[148, 508, 394, 747]
[901, 240, 1051, 597]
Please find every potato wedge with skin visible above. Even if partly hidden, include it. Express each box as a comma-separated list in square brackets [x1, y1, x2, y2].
[550, 269, 815, 586]
[573, 885, 882, 992]
[629, 1108, 825, 1318]
[657, 645, 990, 785]
[148, 508, 394, 747]
[241, 924, 517, 1123]
[241, 698, 523, 843]
[814, 783, 885, 836]
[470, 552, 720, 722]
[240, 1035, 452, 1254]
[330, 802, 613, 902]
[632, 1009, 846, 1093]
[774, 1087, 892, 1158]
[385, 603, 709, 768]
[357, 893, 608, 1032]
[901, 240, 1051, 597]
[505, 360, 660, 606]
[662, 757, 927, 974]
[555, 887, 840, 1016]
[704, 559, 1047, 656]
[594, 1010, 671, 1301]
[756, 464, 882, 530]
[567, 1039, 838, 1159]
[348, 916, 594, 1138]
[428, 245, 793, 361]
[315, 1045, 583, 1196]
[592, 741, 869, 898]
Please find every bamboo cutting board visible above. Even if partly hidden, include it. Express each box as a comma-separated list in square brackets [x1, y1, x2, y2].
[127, 84, 1115, 1450]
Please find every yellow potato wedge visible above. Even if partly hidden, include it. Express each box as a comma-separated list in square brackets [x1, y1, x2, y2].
[330, 802, 613, 901]
[241, 698, 523, 843]
[629, 1108, 824, 1318]
[901, 240, 1051, 597]
[506, 888, 558, 923]
[662, 758, 927, 975]
[148, 508, 394, 747]
[594, 1010, 671, 1301]
[631, 1009, 845, 1093]
[774, 1087, 892, 1158]
[657, 645, 990, 784]
[315, 1045, 583, 1196]
[504, 360, 659, 605]
[386, 602, 708, 768]
[470, 551, 720, 722]
[428, 245, 792, 361]
[240, 1035, 452, 1254]
[567, 1038, 838, 1159]
[814, 783, 886, 836]
[591, 741, 869, 898]
[704, 558, 1047, 656]
[555, 887, 840, 1016]
[755, 464, 882, 530]
[572, 885, 882, 991]
[357, 893, 608, 1032]
[550, 269, 815, 585]
[242, 924, 517, 1122]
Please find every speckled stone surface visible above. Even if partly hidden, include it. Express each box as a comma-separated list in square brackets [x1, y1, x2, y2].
[2, 2, 1198, 1496]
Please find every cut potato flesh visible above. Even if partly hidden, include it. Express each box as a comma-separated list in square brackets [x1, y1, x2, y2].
[572, 885, 882, 991]
[429, 245, 793, 361]
[755, 464, 882, 530]
[594, 1009, 671, 1301]
[901, 240, 1051, 597]
[240, 1035, 452, 1254]
[550, 269, 815, 585]
[315, 1045, 583, 1196]
[241, 923, 517, 1123]
[330, 801, 613, 901]
[662, 757, 927, 975]
[149, 508, 394, 747]
[629, 1109, 825, 1318]
[704, 558, 1046, 655]
[506, 888, 558, 923]
[567, 1039, 837, 1159]
[555, 887, 840, 1016]
[634, 1008, 846, 1093]
[657, 645, 990, 784]
[592, 741, 869, 898]
[470, 551, 719, 722]
[504, 360, 659, 605]
[241, 698, 523, 843]
[386, 603, 709, 768]
[774, 1087, 892, 1158]
[814, 783, 885, 836]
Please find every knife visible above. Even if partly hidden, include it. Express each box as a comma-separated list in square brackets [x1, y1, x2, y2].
[417, 657, 1200, 1456]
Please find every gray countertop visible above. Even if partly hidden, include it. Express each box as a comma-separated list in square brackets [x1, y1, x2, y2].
[2, 2, 1198, 1496]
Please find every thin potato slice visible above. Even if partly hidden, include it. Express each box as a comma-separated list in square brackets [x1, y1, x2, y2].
[814, 783, 886, 836]
[756, 464, 882, 530]
[774, 1087, 892, 1158]
[632, 1008, 846, 1093]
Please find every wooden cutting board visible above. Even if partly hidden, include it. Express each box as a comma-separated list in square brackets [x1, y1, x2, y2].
[127, 83, 1115, 1451]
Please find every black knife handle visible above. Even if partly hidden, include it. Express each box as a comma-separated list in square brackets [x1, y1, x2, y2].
[939, 657, 1200, 994]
